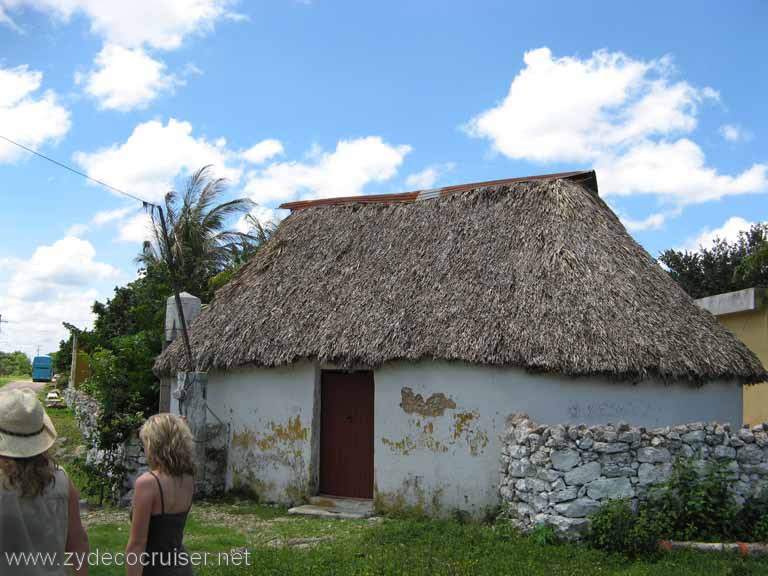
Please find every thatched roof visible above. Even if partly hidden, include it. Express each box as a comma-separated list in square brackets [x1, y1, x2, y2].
[155, 170, 767, 383]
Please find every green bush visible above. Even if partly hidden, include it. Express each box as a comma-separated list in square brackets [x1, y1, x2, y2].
[82, 342, 154, 498]
[586, 458, 768, 557]
[650, 458, 739, 541]
[528, 524, 558, 546]
[586, 499, 664, 557]
[0, 350, 31, 376]
[754, 517, 768, 543]
[739, 488, 768, 542]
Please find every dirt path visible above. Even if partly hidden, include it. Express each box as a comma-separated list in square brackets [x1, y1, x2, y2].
[2, 380, 45, 392]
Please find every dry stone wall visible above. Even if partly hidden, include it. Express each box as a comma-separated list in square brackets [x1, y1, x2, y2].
[500, 414, 768, 537]
[64, 387, 226, 504]
[64, 387, 144, 504]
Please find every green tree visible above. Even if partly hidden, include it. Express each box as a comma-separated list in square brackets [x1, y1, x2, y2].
[90, 262, 170, 350]
[52, 166, 262, 500]
[137, 165, 256, 301]
[52, 259, 170, 419]
[0, 351, 31, 376]
[52, 337, 73, 376]
[659, 223, 768, 298]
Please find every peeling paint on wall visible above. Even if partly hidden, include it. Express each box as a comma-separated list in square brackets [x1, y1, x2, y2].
[383, 402, 490, 457]
[254, 415, 308, 452]
[381, 427, 449, 455]
[374, 474, 446, 515]
[231, 428, 258, 449]
[400, 387, 456, 417]
[229, 415, 311, 504]
[452, 410, 489, 456]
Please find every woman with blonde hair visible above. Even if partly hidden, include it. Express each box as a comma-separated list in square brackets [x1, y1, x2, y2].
[0, 387, 89, 575]
[126, 413, 195, 576]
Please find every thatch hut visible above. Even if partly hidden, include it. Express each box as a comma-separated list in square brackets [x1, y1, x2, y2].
[155, 170, 765, 516]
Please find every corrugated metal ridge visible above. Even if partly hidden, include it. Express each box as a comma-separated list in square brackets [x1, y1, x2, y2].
[416, 187, 443, 201]
[279, 170, 597, 211]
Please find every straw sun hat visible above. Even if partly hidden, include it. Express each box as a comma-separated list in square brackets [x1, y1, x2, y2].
[0, 388, 57, 459]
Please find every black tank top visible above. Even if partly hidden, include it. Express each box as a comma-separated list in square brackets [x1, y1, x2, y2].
[140, 472, 193, 576]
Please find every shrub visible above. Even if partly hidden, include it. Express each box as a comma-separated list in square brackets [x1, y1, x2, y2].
[754, 517, 768, 543]
[739, 488, 768, 542]
[585, 457, 768, 556]
[528, 524, 558, 546]
[586, 499, 664, 557]
[0, 350, 31, 376]
[650, 458, 739, 541]
[82, 344, 152, 498]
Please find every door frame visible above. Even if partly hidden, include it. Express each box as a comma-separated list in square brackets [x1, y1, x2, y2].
[314, 368, 375, 499]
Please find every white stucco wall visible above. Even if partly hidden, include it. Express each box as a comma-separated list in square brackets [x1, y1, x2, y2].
[202, 360, 742, 516]
[373, 361, 742, 517]
[204, 363, 317, 503]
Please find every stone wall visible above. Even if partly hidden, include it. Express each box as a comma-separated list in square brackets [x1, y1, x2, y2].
[500, 414, 768, 537]
[64, 387, 144, 504]
[64, 387, 227, 504]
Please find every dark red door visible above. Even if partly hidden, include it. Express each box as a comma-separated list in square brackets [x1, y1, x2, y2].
[319, 371, 374, 498]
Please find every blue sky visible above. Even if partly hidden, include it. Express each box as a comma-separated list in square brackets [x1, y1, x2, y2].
[0, 0, 766, 356]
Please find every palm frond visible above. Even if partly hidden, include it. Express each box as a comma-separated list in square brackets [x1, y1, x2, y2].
[134, 165, 264, 299]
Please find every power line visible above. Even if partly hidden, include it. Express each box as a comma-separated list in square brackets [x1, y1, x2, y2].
[2, 133, 197, 372]
[0, 134, 155, 207]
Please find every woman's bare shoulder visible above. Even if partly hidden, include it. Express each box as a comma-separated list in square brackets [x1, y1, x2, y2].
[134, 472, 159, 490]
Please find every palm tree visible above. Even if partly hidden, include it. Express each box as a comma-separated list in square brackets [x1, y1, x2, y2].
[137, 165, 256, 300]
[206, 212, 279, 293]
[236, 212, 278, 260]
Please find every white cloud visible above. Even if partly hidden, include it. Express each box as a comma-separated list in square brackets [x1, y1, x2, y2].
[249, 206, 282, 226]
[683, 216, 756, 251]
[65, 206, 149, 239]
[235, 206, 284, 234]
[0, 0, 237, 49]
[92, 206, 134, 226]
[467, 47, 767, 216]
[6, 237, 119, 301]
[244, 137, 411, 205]
[620, 207, 682, 232]
[1, 1, 240, 110]
[65, 223, 89, 236]
[466, 48, 709, 162]
[241, 139, 284, 164]
[75, 118, 242, 203]
[0, 64, 70, 162]
[0, 237, 120, 356]
[78, 44, 178, 111]
[406, 167, 439, 189]
[405, 162, 456, 189]
[117, 212, 154, 243]
[75, 126, 411, 237]
[598, 139, 768, 204]
[720, 124, 752, 142]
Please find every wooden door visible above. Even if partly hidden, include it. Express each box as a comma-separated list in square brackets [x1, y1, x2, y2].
[319, 370, 374, 498]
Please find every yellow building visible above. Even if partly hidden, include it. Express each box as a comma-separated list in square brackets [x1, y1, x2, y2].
[696, 287, 768, 425]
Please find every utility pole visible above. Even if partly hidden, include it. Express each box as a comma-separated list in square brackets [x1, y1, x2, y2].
[63, 323, 82, 389]
[154, 204, 194, 372]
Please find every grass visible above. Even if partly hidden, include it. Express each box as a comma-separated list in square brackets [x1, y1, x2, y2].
[45, 400, 99, 503]
[0, 373, 30, 386]
[30, 383, 105, 505]
[78, 508, 768, 576]
[47, 393, 768, 576]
